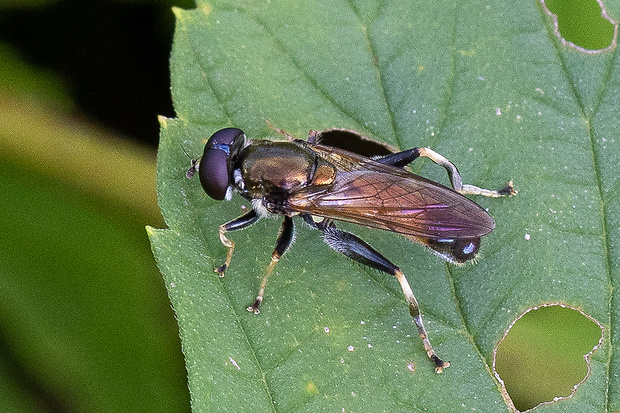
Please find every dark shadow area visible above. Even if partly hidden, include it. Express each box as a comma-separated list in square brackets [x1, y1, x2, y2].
[0, 0, 191, 147]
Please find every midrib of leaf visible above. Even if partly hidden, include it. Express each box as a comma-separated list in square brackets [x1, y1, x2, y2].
[434, 4, 497, 377]
[588, 119, 614, 413]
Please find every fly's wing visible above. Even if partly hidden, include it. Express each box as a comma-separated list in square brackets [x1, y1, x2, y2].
[288, 145, 495, 240]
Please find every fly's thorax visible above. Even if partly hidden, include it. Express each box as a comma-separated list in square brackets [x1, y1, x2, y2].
[237, 141, 336, 194]
[238, 141, 315, 193]
[310, 158, 336, 186]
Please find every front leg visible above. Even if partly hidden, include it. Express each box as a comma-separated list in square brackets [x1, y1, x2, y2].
[216, 209, 259, 276]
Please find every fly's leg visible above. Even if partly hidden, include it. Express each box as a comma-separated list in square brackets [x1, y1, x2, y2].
[393, 269, 449, 373]
[417, 148, 516, 197]
[265, 121, 323, 144]
[374, 148, 421, 168]
[319, 220, 449, 373]
[375, 147, 516, 197]
[247, 216, 295, 314]
[216, 210, 259, 276]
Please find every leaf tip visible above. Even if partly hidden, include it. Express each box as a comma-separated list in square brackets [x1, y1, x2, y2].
[172, 7, 189, 24]
[146, 225, 159, 239]
[158, 116, 170, 129]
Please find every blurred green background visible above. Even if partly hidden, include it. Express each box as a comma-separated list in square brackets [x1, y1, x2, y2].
[0, 0, 608, 412]
[0, 0, 192, 412]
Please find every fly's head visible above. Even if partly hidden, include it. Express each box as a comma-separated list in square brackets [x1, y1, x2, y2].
[187, 128, 247, 201]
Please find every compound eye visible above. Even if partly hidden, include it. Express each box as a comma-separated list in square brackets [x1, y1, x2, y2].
[198, 128, 245, 200]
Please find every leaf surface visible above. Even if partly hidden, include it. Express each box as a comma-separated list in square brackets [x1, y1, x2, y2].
[151, 1, 619, 411]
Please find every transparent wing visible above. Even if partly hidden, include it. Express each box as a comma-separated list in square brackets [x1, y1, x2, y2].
[288, 148, 495, 239]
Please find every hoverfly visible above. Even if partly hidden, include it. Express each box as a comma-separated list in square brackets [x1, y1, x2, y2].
[187, 127, 515, 373]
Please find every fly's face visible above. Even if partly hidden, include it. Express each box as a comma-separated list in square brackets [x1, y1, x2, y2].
[187, 127, 516, 373]
[186, 127, 247, 201]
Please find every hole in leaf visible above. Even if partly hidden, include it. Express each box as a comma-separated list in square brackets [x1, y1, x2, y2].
[493, 303, 602, 412]
[541, 0, 618, 52]
[313, 129, 395, 157]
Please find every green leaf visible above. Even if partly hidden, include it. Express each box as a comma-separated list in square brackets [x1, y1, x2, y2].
[151, 1, 618, 411]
